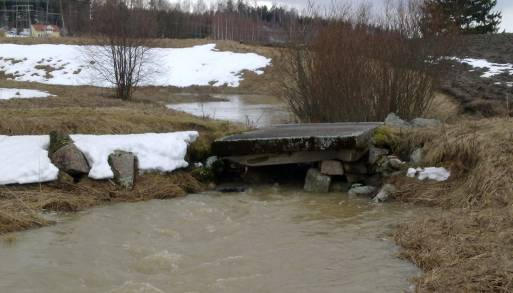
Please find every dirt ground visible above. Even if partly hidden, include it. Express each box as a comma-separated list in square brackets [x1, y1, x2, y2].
[442, 33, 513, 117]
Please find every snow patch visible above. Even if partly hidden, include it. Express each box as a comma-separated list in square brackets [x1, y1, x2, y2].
[0, 136, 59, 185]
[407, 167, 450, 182]
[0, 44, 271, 88]
[451, 57, 513, 78]
[71, 132, 198, 179]
[0, 88, 53, 100]
[0, 132, 198, 185]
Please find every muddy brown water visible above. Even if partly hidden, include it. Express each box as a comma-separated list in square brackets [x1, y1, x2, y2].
[0, 187, 420, 293]
[167, 94, 291, 127]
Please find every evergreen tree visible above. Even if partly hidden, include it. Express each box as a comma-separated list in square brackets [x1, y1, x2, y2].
[423, 0, 502, 34]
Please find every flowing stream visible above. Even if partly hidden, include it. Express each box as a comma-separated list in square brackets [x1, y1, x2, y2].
[0, 187, 419, 293]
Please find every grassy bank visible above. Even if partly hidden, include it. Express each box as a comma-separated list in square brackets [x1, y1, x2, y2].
[0, 67, 246, 235]
[387, 118, 513, 292]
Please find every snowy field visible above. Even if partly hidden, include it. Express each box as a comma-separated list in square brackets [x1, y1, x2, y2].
[0, 88, 53, 100]
[0, 44, 271, 87]
[451, 57, 513, 78]
[0, 132, 198, 185]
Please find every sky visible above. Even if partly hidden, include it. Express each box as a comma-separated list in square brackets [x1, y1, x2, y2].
[169, 0, 513, 32]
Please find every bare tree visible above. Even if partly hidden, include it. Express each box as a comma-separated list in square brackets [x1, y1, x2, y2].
[87, 0, 157, 100]
[279, 0, 453, 122]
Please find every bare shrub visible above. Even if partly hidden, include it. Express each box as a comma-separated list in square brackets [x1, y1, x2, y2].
[280, 0, 452, 122]
[86, 0, 157, 100]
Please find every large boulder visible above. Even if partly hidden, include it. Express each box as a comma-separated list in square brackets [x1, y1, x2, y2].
[50, 143, 90, 176]
[411, 118, 442, 128]
[320, 160, 344, 176]
[48, 131, 73, 156]
[384, 113, 411, 128]
[373, 184, 397, 202]
[304, 168, 331, 193]
[369, 146, 389, 165]
[108, 150, 137, 190]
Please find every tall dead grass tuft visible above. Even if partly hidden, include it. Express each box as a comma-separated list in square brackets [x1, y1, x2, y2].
[391, 118, 513, 291]
[0, 173, 206, 235]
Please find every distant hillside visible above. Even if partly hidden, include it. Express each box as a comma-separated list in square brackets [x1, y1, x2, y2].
[442, 33, 513, 116]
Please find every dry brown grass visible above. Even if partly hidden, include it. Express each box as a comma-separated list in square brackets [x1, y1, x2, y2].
[387, 118, 513, 292]
[0, 54, 248, 236]
[426, 92, 462, 122]
[0, 172, 204, 235]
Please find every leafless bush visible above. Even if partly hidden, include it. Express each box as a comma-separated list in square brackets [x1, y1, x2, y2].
[86, 0, 157, 100]
[280, 0, 453, 122]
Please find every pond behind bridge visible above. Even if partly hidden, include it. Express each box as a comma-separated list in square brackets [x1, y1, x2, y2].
[0, 186, 420, 293]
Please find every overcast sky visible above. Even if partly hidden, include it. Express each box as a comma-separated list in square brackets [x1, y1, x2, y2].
[170, 0, 513, 32]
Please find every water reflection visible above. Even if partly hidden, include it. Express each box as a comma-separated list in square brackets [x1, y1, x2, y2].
[167, 94, 291, 127]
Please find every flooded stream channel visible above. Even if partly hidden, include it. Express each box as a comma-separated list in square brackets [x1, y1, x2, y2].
[167, 94, 291, 127]
[0, 187, 420, 293]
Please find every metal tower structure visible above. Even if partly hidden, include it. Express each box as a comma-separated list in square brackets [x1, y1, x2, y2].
[15, 0, 32, 33]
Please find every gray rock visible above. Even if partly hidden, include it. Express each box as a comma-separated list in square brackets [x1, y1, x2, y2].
[411, 118, 442, 128]
[373, 184, 397, 202]
[50, 143, 90, 176]
[205, 156, 218, 168]
[348, 184, 377, 197]
[369, 147, 389, 165]
[384, 113, 411, 128]
[410, 148, 423, 164]
[57, 171, 75, 185]
[108, 150, 136, 190]
[388, 156, 405, 170]
[216, 183, 248, 193]
[320, 160, 344, 176]
[48, 131, 73, 156]
[304, 168, 332, 193]
[337, 149, 368, 162]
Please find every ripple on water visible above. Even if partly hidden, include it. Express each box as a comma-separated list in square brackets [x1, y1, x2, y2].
[134, 250, 183, 274]
[109, 281, 164, 293]
[0, 187, 422, 293]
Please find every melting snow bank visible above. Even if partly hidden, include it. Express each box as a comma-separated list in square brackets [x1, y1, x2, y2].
[0, 136, 59, 185]
[0, 132, 198, 185]
[0, 88, 53, 100]
[407, 167, 450, 182]
[0, 44, 271, 87]
[450, 57, 513, 78]
[71, 132, 198, 179]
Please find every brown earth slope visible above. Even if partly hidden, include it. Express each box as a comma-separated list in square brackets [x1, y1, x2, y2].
[442, 34, 513, 116]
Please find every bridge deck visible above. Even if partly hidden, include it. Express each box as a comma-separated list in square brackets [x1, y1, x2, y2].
[212, 123, 382, 160]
